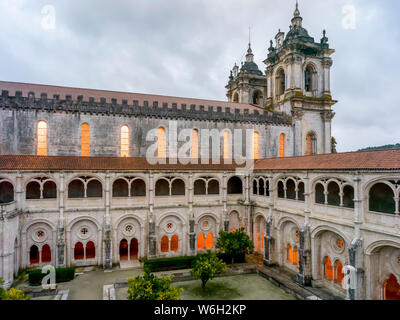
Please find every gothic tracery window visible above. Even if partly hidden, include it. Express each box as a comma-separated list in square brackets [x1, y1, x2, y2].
[37, 121, 48, 156]
[81, 123, 90, 157]
[120, 125, 130, 157]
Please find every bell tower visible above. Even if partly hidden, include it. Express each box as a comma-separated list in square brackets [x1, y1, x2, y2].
[263, 1, 337, 155]
[226, 43, 268, 106]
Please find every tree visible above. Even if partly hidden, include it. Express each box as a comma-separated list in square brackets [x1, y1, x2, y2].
[127, 269, 183, 300]
[191, 252, 226, 291]
[216, 228, 254, 264]
[0, 278, 29, 300]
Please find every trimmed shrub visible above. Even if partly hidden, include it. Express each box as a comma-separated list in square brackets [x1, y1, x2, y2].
[28, 267, 75, 286]
[217, 252, 245, 264]
[144, 256, 197, 272]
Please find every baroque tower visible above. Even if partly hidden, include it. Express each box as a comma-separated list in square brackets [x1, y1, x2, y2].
[264, 2, 337, 155]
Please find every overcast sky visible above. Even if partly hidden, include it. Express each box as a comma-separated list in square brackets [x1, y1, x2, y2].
[0, 0, 399, 152]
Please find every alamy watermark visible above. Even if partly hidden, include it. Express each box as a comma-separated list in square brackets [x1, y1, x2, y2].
[41, 5, 56, 30]
[342, 5, 356, 30]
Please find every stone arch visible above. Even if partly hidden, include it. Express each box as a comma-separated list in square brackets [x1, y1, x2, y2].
[233, 92, 239, 103]
[228, 210, 240, 232]
[254, 214, 266, 253]
[196, 213, 218, 251]
[157, 213, 185, 256]
[25, 221, 56, 266]
[0, 179, 15, 204]
[227, 176, 243, 194]
[69, 218, 100, 265]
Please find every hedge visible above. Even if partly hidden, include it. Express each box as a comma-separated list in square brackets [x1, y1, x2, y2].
[28, 267, 75, 286]
[217, 252, 246, 264]
[144, 256, 197, 272]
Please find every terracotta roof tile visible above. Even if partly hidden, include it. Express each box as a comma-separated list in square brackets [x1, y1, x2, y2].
[0, 149, 399, 171]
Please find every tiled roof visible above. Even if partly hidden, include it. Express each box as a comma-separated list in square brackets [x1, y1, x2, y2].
[0, 149, 399, 171]
[0, 80, 263, 114]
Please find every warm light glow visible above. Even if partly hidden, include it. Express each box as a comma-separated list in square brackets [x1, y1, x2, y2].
[161, 235, 169, 253]
[287, 244, 293, 263]
[253, 131, 260, 159]
[306, 133, 312, 156]
[81, 123, 90, 156]
[206, 232, 213, 249]
[158, 127, 165, 158]
[293, 246, 299, 266]
[279, 133, 285, 158]
[37, 121, 48, 156]
[120, 125, 130, 157]
[335, 260, 344, 284]
[223, 131, 230, 160]
[261, 233, 265, 250]
[171, 235, 179, 252]
[197, 233, 205, 250]
[384, 274, 400, 300]
[325, 256, 333, 280]
[192, 129, 199, 159]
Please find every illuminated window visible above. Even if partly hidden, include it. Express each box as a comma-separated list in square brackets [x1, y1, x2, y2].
[81, 123, 90, 156]
[306, 132, 317, 156]
[261, 233, 265, 250]
[324, 256, 333, 280]
[287, 244, 293, 263]
[223, 131, 230, 160]
[335, 260, 344, 284]
[37, 121, 48, 156]
[86, 241, 95, 259]
[158, 127, 165, 158]
[253, 131, 260, 159]
[384, 274, 400, 300]
[293, 246, 299, 266]
[192, 129, 199, 159]
[161, 235, 169, 253]
[279, 133, 285, 158]
[120, 125, 130, 157]
[197, 233, 205, 250]
[74, 242, 84, 260]
[170, 235, 179, 252]
[205, 232, 213, 249]
[41, 244, 51, 263]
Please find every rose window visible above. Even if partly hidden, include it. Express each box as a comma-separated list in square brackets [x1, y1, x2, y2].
[81, 227, 89, 235]
[202, 221, 209, 228]
[125, 225, 133, 233]
[167, 223, 173, 230]
[37, 231, 44, 238]
[336, 239, 344, 249]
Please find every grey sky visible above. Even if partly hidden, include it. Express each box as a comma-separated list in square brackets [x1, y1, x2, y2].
[0, 0, 399, 152]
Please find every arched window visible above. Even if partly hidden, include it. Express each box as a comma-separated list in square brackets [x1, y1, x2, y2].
[194, 180, 206, 195]
[0, 181, 14, 204]
[87, 180, 102, 198]
[286, 179, 296, 200]
[315, 183, 325, 204]
[297, 182, 305, 201]
[206, 232, 213, 249]
[37, 121, 48, 156]
[334, 260, 344, 284]
[279, 133, 285, 158]
[259, 179, 265, 196]
[253, 131, 260, 160]
[306, 133, 317, 155]
[86, 241, 95, 259]
[369, 183, 396, 214]
[277, 181, 285, 198]
[74, 242, 84, 260]
[276, 69, 285, 96]
[197, 233, 205, 250]
[41, 244, 51, 263]
[305, 66, 313, 92]
[29, 245, 40, 264]
[293, 246, 299, 266]
[253, 180, 258, 195]
[161, 236, 169, 253]
[324, 257, 333, 280]
[208, 180, 220, 195]
[112, 179, 129, 197]
[155, 179, 169, 196]
[43, 181, 57, 199]
[81, 123, 90, 157]
[26, 181, 41, 200]
[192, 129, 199, 159]
[343, 185, 355, 209]
[68, 180, 85, 198]
[223, 131, 230, 160]
[120, 239, 128, 260]
[384, 274, 400, 300]
[287, 244, 293, 263]
[120, 125, 130, 157]
[158, 127, 166, 158]
[131, 179, 146, 197]
[227, 176, 243, 194]
[233, 92, 239, 103]
[130, 238, 138, 259]
[261, 233, 265, 250]
[170, 235, 179, 252]
[171, 179, 185, 196]
[327, 181, 340, 206]
[253, 91, 262, 105]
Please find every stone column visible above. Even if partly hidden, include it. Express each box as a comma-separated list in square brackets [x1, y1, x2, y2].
[56, 173, 66, 268]
[296, 226, 312, 286]
[222, 173, 229, 231]
[347, 239, 364, 300]
[291, 108, 304, 157]
[263, 215, 273, 266]
[188, 174, 195, 256]
[321, 110, 335, 154]
[322, 58, 333, 95]
[103, 172, 112, 269]
[148, 173, 157, 258]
